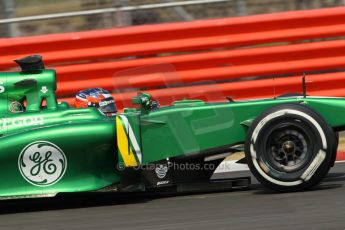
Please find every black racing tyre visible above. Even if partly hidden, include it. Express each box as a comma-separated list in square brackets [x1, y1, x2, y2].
[277, 93, 304, 98]
[330, 132, 339, 168]
[244, 103, 337, 192]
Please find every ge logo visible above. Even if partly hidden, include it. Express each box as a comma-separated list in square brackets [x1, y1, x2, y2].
[18, 141, 67, 187]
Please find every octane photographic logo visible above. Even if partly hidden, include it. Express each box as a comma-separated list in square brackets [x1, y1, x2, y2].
[155, 164, 168, 179]
[18, 141, 67, 187]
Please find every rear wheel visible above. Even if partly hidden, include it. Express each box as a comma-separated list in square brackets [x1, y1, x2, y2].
[277, 93, 304, 98]
[245, 104, 336, 192]
[330, 132, 339, 167]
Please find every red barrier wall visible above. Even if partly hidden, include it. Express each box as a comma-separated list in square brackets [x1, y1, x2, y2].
[1, 7, 345, 108]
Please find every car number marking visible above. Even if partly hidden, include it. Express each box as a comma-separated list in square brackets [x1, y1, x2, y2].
[0, 82, 5, 94]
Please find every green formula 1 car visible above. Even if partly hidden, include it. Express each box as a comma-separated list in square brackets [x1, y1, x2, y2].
[0, 55, 343, 199]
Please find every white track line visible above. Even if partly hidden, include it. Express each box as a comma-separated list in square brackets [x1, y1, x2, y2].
[214, 159, 345, 174]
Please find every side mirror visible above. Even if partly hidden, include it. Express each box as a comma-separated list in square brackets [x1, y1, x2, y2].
[132, 92, 152, 114]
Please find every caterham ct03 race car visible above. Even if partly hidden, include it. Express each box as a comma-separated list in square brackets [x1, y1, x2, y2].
[0, 55, 343, 199]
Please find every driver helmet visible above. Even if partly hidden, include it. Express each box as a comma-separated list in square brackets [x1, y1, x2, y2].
[74, 88, 117, 116]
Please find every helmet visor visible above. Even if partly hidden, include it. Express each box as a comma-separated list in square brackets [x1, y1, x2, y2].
[98, 98, 117, 114]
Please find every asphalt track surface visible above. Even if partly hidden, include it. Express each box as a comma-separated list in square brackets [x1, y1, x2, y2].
[1, 163, 345, 230]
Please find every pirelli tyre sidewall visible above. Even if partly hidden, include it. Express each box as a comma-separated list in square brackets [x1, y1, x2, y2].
[245, 103, 336, 192]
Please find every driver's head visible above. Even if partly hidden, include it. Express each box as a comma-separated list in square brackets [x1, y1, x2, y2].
[74, 88, 117, 116]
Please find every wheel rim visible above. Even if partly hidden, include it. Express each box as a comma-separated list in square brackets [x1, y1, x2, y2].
[266, 127, 311, 172]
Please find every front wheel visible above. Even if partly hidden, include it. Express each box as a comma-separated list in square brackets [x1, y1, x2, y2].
[245, 104, 337, 192]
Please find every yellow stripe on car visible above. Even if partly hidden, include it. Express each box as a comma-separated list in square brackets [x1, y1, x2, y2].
[116, 116, 138, 167]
